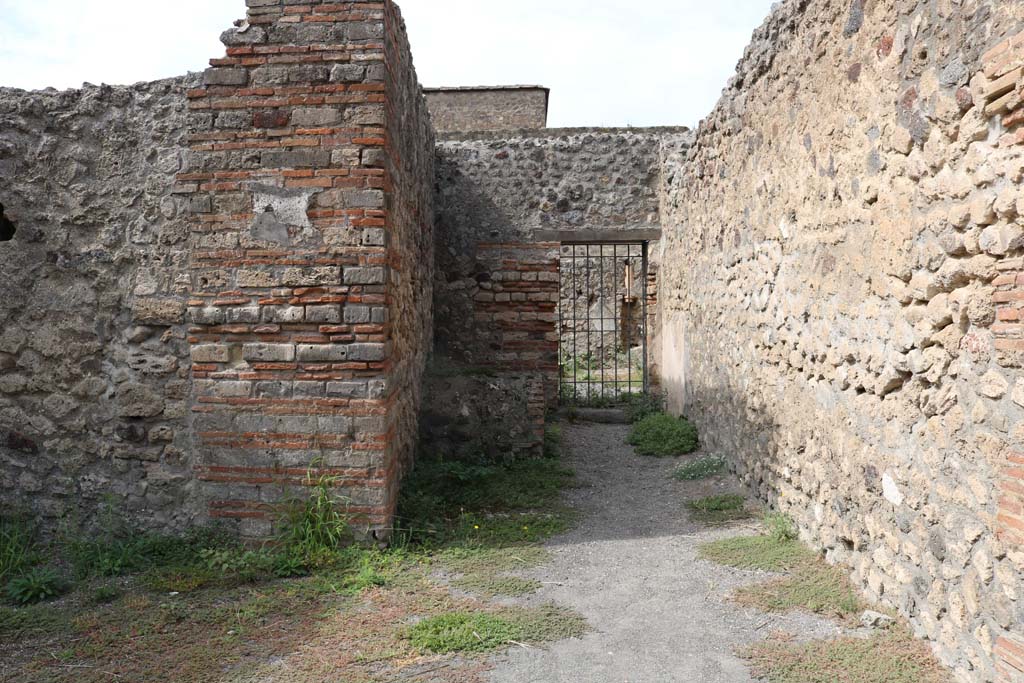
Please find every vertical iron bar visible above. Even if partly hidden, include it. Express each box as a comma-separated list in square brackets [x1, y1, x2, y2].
[612, 243, 618, 399]
[558, 244, 563, 403]
[622, 244, 630, 395]
[642, 241, 649, 395]
[570, 245, 577, 402]
[598, 244, 605, 401]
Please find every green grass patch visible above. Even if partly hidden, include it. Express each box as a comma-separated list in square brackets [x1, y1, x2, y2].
[409, 603, 587, 654]
[686, 494, 751, 524]
[396, 450, 574, 546]
[409, 611, 519, 653]
[437, 545, 548, 571]
[699, 535, 816, 571]
[621, 392, 665, 423]
[451, 574, 542, 597]
[673, 456, 726, 480]
[0, 513, 40, 584]
[745, 627, 950, 683]
[627, 413, 699, 456]
[0, 603, 73, 639]
[543, 424, 563, 458]
[735, 563, 863, 617]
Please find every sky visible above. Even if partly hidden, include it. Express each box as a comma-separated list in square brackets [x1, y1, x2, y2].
[0, 0, 775, 128]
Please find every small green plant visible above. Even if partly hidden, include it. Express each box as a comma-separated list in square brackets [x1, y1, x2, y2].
[686, 494, 750, 524]
[764, 512, 799, 542]
[735, 563, 863, 616]
[622, 391, 665, 423]
[627, 413, 698, 456]
[91, 585, 121, 604]
[277, 468, 354, 559]
[408, 604, 587, 654]
[699, 534, 815, 572]
[543, 424, 563, 459]
[672, 455, 726, 480]
[200, 547, 279, 583]
[6, 567, 66, 605]
[745, 627, 949, 683]
[0, 513, 39, 584]
[409, 611, 521, 653]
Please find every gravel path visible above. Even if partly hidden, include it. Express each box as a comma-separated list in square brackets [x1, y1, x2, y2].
[485, 422, 838, 683]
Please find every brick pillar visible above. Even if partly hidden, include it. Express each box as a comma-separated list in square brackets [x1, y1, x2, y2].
[181, 0, 410, 539]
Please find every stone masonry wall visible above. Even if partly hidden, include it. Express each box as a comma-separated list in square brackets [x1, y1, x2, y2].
[183, 0, 432, 540]
[659, 0, 1024, 680]
[0, 79, 198, 533]
[431, 128, 689, 457]
[424, 87, 549, 133]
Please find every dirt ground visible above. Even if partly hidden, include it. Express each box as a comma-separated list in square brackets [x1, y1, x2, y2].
[484, 422, 839, 683]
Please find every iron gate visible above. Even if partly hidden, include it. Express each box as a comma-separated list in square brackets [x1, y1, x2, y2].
[558, 242, 649, 403]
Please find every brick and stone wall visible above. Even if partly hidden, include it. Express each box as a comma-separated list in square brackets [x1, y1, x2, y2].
[0, 0, 432, 540]
[0, 79, 197, 532]
[424, 86, 549, 133]
[431, 128, 689, 457]
[183, 0, 432, 540]
[659, 1, 1024, 680]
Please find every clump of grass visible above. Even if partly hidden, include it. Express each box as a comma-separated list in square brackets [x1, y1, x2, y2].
[745, 627, 950, 683]
[409, 611, 520, 653]
[396, 454, 574, 546]
[409, 603, 586, 654]
[0, 513, 39, 584]
[735, 563, 863, 617]
[0, 603, 71, 639]
[764, 512, 799, 542]
[64, 500, 233, 580]
[437, 546, 549, 575]
[673, 455, 727, 480]
[621, 392, 665, 423]
[452, 574, 542, 598]
[277, 468, 356, 561]
[627, 413, 698, 456]
[699, 535, 815, 572]
[6, 567, 67, 605]
[543, 424, 563, 458]
[686, 494, 750, 524]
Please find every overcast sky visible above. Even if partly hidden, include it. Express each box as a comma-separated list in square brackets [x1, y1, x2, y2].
[0, 0, 775, 128]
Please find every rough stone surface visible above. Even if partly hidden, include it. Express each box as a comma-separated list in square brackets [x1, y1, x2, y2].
[658, 1, 1024, 680]
[0, 77, 198, 532]
[425, 87, 549, 133]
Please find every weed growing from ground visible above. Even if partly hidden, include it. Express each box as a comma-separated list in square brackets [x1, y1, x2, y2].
[396, 453, 574, 546]
[543, 424, 563, 458]
[452, 574, 543, 597]
[735, 563, 863, 617]
[745, 627, 950, 683]
[621, 391, 665, 423]
[408, 603, 587, 654]
[686, 494, 750, 524]
[0, 513, 39, 584]
[6, 567, 67, 605]
[764, 512, 799, 542]
[672, 455, 726, 480]
[699, 534, 815, 571]
[627, 413, 699, 456]
[277, 467, 355, 561]
[408, 611, 520, 653]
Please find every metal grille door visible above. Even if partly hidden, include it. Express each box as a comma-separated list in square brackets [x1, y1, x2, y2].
[559, 242, 648, 403]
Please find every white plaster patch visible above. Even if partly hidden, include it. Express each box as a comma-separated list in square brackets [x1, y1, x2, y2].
[882, 471, 903, 506]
